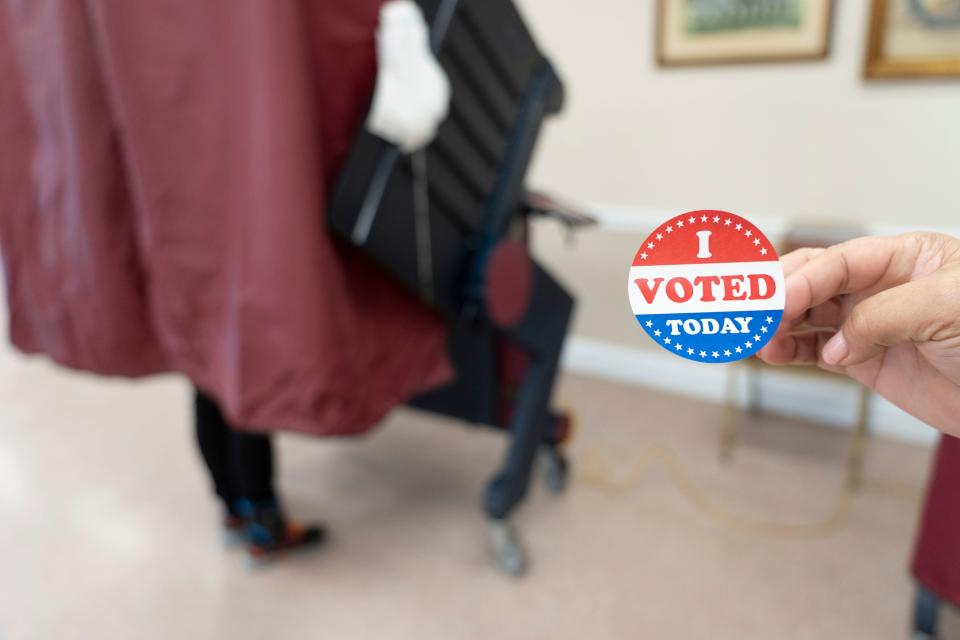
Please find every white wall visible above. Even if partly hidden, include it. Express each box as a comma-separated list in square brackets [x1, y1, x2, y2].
[518, 0, 960, 227]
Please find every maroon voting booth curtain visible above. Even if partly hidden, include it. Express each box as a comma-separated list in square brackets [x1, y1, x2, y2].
[0, 0, 450, 435]
[912, 435, 960, 606]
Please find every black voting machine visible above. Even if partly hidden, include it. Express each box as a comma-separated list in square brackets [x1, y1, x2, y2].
[329, 0, 577, 576]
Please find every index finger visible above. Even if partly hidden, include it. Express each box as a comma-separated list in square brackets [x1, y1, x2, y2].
[779, 247, 823, 277]
[783, 235, 914, 322]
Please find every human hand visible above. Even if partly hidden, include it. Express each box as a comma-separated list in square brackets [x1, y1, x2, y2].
[758, 232, 960, 437]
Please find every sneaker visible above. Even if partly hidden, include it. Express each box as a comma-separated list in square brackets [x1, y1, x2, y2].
[234, 498, 326, 564]
[247, 521, 326, 563]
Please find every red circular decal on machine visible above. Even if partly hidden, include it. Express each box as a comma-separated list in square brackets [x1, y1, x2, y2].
[486, 240, 533, 327]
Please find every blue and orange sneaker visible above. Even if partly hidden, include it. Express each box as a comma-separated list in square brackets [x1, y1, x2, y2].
[234, 498, 326, 565]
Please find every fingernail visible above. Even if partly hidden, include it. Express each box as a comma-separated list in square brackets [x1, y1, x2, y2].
[822, 332, 848, 365]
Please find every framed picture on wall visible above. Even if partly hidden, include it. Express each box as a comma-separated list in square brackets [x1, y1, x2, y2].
[865, 0, 960, 78]
[656, 0, 835, 66]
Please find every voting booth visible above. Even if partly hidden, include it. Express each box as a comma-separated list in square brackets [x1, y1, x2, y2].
[329, 0, 583, 575]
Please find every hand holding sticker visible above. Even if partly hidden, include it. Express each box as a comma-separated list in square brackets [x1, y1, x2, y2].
[758, 232, 960, 437]
[627, 210, 784, 363]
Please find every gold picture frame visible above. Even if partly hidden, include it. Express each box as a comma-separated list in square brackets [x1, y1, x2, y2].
[656, 0, 835, 67]
[865, 0, 960, 79]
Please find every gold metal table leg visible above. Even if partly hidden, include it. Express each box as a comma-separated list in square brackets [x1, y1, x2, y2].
[846, 386, 871, 491]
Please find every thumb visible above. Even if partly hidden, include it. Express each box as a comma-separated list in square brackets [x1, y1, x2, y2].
[821, 277, 949, 366]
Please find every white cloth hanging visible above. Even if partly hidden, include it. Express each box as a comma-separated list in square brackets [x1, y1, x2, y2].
[366, 0, 451, 153]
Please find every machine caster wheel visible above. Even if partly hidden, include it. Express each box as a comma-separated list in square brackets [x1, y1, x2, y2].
[488, 519, 527, 577]
[541, 447, 569, 494]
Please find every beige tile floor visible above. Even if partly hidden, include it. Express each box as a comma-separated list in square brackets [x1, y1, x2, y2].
[0, 339, 951, 639]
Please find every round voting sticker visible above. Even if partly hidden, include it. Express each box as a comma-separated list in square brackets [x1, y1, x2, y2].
[627, 210, 784, 364]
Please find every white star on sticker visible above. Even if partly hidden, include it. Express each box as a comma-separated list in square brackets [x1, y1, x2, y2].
[687, 348, 694, 355]
[666, 226, 673, 233]
[700, 215, 708, 223]
[753, 334, 760, 341]
[765, 316, 773, 324]
[654, 329, 661, 337]
[735, 223, 743, 231]
[724, 350, 732, 356]
[760, 248, 768, 256]
[712, 216, 720, 223]
[688, 216, 695, 224]
[760, 326, 768, 333]
[745, 341, 753, 348]
[645, 320, 653, 327]
[724, 219, 732, 226]
[664, 337, 671, 344]
[753, 238, 760, 246]
[712, 351, 719, 358]
[640, 252, 648, 260]
[647, 242, 655, 250]
[656, 233, 663, 241]
[698, 350, 706, 357]
[675, 343, 683, 350]
[744, 229, 752, 237]
[735, 346, 743, 353]
[677, 219, 684, 227]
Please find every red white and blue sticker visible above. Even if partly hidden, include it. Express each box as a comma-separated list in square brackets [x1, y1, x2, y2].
[628, 210, 784, 364]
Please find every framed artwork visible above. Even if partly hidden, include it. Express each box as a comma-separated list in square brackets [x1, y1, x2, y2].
[865, 0, 960, 78]
[657, 0, 835, 66]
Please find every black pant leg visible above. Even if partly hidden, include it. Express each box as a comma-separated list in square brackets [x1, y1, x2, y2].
[229, 429, 275, 503]
[194, 389, 235, 509]
[195, 388, 276, 506]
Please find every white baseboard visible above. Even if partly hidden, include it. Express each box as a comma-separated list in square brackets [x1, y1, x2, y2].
[561, 336, 937, 447]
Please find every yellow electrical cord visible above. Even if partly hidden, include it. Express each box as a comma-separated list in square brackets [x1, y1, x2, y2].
[572, 445, 922, 539]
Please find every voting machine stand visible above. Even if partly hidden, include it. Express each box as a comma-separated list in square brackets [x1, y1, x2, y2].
[329, 0, 582, 576]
